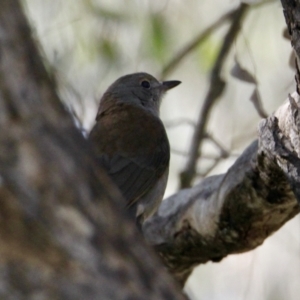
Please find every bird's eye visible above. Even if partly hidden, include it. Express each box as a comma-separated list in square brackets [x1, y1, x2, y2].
[141, 80, 151, 89]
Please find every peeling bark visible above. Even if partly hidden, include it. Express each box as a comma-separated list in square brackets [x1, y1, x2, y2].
[144, 94, 300, 285]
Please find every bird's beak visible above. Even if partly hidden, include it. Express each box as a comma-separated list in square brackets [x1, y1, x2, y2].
[161, 80, 181, 91]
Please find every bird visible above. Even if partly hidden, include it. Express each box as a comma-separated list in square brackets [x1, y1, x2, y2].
[89, 72, 181, 226]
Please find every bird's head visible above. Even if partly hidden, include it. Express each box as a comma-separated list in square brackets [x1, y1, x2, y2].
[101, 72, 181, 116]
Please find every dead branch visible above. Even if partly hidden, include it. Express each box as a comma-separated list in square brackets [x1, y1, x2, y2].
[180, 4, 249, 188]
[144, 93, 300, 285]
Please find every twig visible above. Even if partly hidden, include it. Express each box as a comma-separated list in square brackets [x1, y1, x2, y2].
[161, 0, 274, 79]
[180, 4, 249, 188]
[160, 9, 235, 79]
[196, 157, 222, 178]
[250, 87, 268, 118]
[205, 133, 230, 157]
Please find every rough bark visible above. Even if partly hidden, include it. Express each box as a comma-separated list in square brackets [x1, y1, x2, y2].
[143, 93, 300, 285]
[142, 1, 300, 286]
[0, 1, 185, 299]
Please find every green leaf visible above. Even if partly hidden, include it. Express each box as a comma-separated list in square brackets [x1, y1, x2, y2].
[98, 38, 118, 63]
[197, 38, 220, 71]
[147, 13, 169, 62]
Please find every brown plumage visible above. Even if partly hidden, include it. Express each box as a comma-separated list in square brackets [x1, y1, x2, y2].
[89, 72, 181, 225]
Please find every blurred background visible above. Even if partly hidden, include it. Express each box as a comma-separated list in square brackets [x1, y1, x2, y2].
[23, 0, 300, 299]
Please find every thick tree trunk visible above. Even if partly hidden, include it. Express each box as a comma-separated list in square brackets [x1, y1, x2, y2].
[0, 1, 185, 299]
[144, 94, 300, 284]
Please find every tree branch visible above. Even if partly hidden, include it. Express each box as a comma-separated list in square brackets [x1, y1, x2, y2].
[180, 3, 249, 188]
[142, 0, 300, 288]
[160, 8, 236, 79]
[144, 93, 300, 285]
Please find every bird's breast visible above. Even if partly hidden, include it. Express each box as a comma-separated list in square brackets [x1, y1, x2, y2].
[91, 103, 169, 159]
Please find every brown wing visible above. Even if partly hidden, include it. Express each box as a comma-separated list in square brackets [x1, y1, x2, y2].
[89, 103, 170, 207]
[102, 141, 169, 207]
